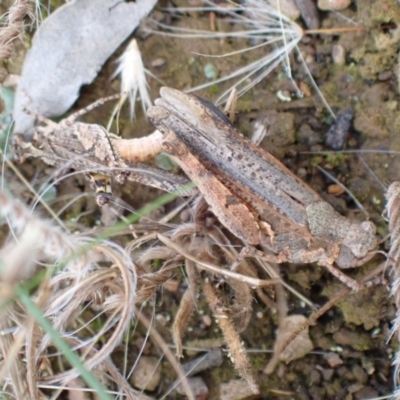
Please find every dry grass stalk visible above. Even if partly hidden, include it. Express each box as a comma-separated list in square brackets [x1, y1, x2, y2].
[386, 182, 400, 393]
[202, 278, 259, 394]
[0, 190, 92, 275]
[0, 0, 31, 62]
[0, 190, 140, 397]
[172, 259, 198, 358]
[0, 318, 29, 399]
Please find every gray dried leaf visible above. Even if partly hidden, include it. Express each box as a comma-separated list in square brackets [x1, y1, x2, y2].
[13, 0, 157, 134]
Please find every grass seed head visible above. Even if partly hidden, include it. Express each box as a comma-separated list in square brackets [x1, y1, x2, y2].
[112, 38, 152, 122]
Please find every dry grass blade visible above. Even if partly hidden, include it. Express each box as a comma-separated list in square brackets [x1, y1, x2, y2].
[386, 182, 400, 392]
[173, 259, 198, 358]
[0, 318, 29, 399]
[38, 243, 136, 380]
[152, 0, 304, 104]
[157, 233, 277, 288]
[202, 279, 259, 394]
[0, 189, 99, 275]
[0, 189, 140, 396]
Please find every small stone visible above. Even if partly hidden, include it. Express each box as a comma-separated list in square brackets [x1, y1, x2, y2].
[378, 70, 392, 81]
[295, 0, 319, 29]
[155, 313, 168, 326]
[352, 363, 368, 384]
[332, 44, 345, 65]
[297, 167, 307, 179]
[333, 329, 373, 351]
[321, 368, 334, 381]
[347, 177, 370, 201]
[318, 0, 351, 10]
[299, 81, 312, 97]
[135, 337, 151, 355]
[151, 58, 166, 68]
[323, 352, 343, 368]
[327, 184, 345, 196]
[202, 314, 212, 326]
[324, 107, 354, 150]
[278, 315, 314, 363]
[219, 379, 256, 400]
[130, 356, 161, 391]
[309, 369, 322, 385]
[278, 0, 301, 20]
[354, 386, 379, 399]
[276, 90, 292, 102]
[258, 111, 296, 147]
[297, 123, 320, 146]
[175, 377, 209, 400]
[204, 63, 218, 80]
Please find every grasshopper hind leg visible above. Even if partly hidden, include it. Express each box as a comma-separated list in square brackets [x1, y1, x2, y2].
[87, 173, 113, 206]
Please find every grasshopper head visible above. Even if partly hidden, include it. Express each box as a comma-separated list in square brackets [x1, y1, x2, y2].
[336, 221, 377, 268]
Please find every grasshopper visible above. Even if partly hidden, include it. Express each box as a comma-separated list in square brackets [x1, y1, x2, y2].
[147, 87, 378, 290]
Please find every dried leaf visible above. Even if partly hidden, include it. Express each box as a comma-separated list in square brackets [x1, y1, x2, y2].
[13, 0, 157, 134]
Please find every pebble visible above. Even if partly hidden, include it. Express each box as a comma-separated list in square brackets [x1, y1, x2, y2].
[204, 63, 218, 80]
[134, 337, 151, 355]
[318, 0, 351, 11]
[257, 111, 296, 147]
[155, 313, 168, 326]
[151, 58, 166, 68]
[176, 377, 209, 400]
[219, 379, 256, 400]
[295, 0, 320, 29]
[279, 0, 301, 21]
[327, 184, 345, 196]
[332, 44, 345, 65]
[130, 356, 161, 391]
[324, 107, 354, 150]
[202, 314, 212, 326]
[324, 352, 344, 368]
[297, 123, 321, 146]
[321, 368, 334, 381]
[181, 349, 223, 376]
[378, 70, 392, 81]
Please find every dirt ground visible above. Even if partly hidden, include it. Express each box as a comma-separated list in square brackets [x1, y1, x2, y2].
[3, 0, 400, 399]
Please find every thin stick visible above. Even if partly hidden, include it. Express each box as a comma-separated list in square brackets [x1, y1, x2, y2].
[304, 26, 365, 35]
[316, 165, 369, 219]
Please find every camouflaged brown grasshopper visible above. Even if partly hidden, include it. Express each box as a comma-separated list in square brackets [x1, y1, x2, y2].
[146, 87, 378, 291]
